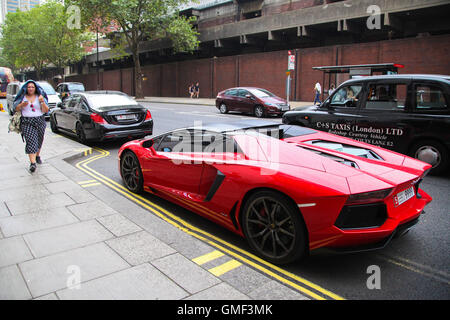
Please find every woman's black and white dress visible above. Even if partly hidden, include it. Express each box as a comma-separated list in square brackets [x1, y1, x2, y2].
[20, 96, 46, 154]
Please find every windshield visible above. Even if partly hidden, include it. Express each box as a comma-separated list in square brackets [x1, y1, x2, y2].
[68, 83, 85, 91]
[247, 88, 276, 98]
[37, 82, 56, 95]
[87, 94, 138, 108]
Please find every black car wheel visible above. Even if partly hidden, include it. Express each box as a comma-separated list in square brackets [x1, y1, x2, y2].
[241, 190, 308, 264]
[410, 139, 449, 175]
[76, 123, 87, 144]
[219, 103, 228, 114]
[50, 116, 59, 133]
[254, 105, 265, 118]
[120, 151, 144, 193]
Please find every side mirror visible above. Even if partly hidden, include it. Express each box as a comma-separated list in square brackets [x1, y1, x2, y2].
[245, 94, 253, 99]
[321, 100, 332, 109]
[142, 139, 154, 149]
[57, 102, 64, 109]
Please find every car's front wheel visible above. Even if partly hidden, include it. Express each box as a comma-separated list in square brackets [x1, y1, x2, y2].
[254, 105, 265, 118]
[241, 190, 308, 264]
[50, 116, 59, 133]
[120, 151, 144, 193]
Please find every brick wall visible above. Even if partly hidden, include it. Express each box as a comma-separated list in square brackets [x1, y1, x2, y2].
[67, 34, 450, 101]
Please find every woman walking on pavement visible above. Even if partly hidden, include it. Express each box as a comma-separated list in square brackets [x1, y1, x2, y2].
[13, 80, 49, 173]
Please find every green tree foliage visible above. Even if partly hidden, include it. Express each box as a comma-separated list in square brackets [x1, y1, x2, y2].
[0, 0, 88, 79]
[67, 0, 200, 98]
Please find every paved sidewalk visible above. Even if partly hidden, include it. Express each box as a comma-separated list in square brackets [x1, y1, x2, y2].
[0, 110, 309, 300]
[135, 96, 314, 109]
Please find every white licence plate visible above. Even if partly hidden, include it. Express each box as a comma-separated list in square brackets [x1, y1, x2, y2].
[117, 114, 136, 120]
[281, 106, 289, 111]
[393, 186, 415, 207]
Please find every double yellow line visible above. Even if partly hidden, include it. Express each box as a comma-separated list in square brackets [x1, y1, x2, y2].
[75, 147, 345, 300]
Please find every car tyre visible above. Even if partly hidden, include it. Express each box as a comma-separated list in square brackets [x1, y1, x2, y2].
[409, 139, 449, 175]
[120, 151, 144, 193]
[219, 103, 228, 114]
[254, 105, 265, 118]
[50, 116, 59, 133]
[241, 190, 308, 264]
[76, 123, 87, 144]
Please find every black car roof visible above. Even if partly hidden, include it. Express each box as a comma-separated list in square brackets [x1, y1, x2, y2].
[343, 74, 450, 85]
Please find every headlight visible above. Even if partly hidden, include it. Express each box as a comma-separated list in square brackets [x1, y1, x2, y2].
[265, 102, 277, 107]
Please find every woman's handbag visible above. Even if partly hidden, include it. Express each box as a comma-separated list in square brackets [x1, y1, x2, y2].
[8, 111, 22, 134]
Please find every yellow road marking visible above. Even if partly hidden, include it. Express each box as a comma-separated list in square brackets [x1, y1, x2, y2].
[78, 179, 97, 185]
[81, 182, 101, 188]
[193, 250, 225, 265]
[75, 147, 345, 301]
[209, 260, 242, 277]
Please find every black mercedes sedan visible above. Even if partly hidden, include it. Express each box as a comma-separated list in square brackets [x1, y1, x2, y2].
[49, 91, 153, 143]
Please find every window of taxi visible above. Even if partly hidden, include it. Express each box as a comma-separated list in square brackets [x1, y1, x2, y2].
[330, 85, 363, 107]
[414, 84, 448, 112]
[364, 83, 408, 111]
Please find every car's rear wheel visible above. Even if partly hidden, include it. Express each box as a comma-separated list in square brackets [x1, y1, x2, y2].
[254, 105, 265, 118]
[410, 139, 449, 175]
[219, 103, 228, 114]
[120, 151, 144, 193]
[241, 190, 308, 264]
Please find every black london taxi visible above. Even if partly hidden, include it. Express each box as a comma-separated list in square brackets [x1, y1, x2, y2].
[282, 74, 450, 174]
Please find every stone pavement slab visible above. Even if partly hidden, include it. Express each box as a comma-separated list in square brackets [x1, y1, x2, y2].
[67, 199, 118, 220]
[152, 253, 222, 294]
[0, 236, 33, 268]
[0, 265, 32, 300]
[185, 282, 250, 300]
[56, 263, 189, 300]
[105, 230, 176, 266]
[0, 207, 78, 237]
[23, 220, 114, 258]
[19, 242, 130, 298]
[96, 213, 142, 237]
[5, 192, 75, 216]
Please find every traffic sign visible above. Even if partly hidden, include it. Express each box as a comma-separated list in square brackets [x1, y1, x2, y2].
[288, 53, 295, 70]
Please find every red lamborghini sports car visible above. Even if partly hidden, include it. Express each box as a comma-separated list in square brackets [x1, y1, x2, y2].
[118, 121, 432, 264]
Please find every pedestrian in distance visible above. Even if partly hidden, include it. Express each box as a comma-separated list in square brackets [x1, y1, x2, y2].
[194, 82, 200, 98]
[328, 84, 336, 97]
[188, 83, 195, 98]
[13, 80, 49, 173]
[313, 82, 322, 105]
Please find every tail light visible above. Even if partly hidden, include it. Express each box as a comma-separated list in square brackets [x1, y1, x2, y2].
[345, 188, 393, 205]
[90, 112, 106, 124]
[144, 110, 152, 120]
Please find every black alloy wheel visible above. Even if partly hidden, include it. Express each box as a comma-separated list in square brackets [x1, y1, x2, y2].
[120, 151, 144, 193]
[242, 191, 308, 264]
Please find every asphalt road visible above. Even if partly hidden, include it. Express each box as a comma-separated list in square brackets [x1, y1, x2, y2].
[22, 100, 450, 300]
